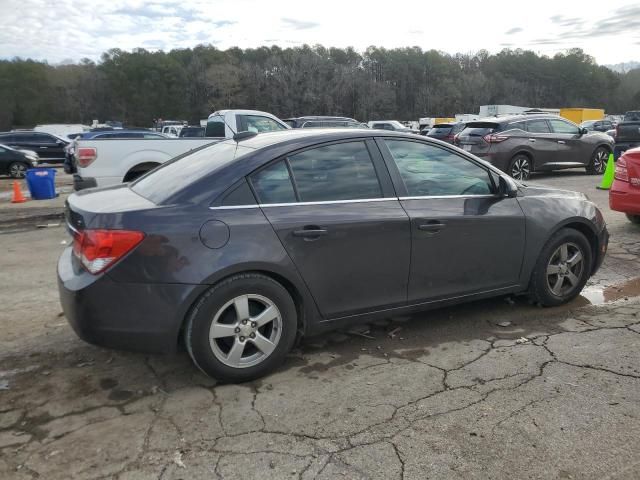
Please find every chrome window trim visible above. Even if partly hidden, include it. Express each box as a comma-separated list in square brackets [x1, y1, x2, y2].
[209, 194, 501, 210]
[260, 197, 396, 208]
[209, 204, 260, 210]
[399, 194, 498, 200]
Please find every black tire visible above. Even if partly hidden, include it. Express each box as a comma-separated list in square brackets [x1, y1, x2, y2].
[8, 162, 29, 179]
[529, 228, 592, 307]
[508, 154, 532, 181]
[626, 214, 640, 225]
[586, 146, 609, 175]
[185, 273, 298, 383]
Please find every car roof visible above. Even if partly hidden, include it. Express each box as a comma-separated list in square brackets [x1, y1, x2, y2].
[225, 127, 419, 150]
[291, 116, 357, 121]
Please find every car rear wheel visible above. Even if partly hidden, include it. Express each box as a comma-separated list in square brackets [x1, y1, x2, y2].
[508, 154, 531, 181]
[586, 147, 609, 175]
[626, 214, 640, 225]
[185, 273, 298, 383]
[529, 228, 592, 307]
[8, 162, 28, 178]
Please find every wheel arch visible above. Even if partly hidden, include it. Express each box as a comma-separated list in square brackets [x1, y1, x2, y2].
[548, 218, 599, 274]
[175, 267, 312, 350]
[123, 162, 161, 182]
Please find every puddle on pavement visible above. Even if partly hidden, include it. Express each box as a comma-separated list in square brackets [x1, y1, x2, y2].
[580, 277, 640, 305]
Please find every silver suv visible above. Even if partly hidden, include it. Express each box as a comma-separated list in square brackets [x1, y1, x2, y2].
[455, 114, 614, 180]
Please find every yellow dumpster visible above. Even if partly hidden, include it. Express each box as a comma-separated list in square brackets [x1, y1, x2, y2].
[559, 108, 605, 124]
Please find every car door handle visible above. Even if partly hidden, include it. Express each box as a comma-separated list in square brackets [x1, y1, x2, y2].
[528, 138, 536, 143]
[292, 227, 328, 238]
[557, 140, 566, 144]
[418, 221, 446, 233]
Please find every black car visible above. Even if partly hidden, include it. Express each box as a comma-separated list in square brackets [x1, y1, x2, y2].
[455, 115, 614, 180]
[424, 122, 466, 143]
[179, 126, 205, 137]
[58, 128, 608, 382]
[284, 116, 362, 128]
[580, 120, 615, 132]
[0, 143, 39, 178]
[0, 131, 68, 165]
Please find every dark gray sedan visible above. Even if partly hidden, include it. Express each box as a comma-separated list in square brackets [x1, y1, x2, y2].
[58, 129, 608, 382]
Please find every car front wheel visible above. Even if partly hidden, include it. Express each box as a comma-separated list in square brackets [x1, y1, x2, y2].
[586, 147, 609, 175]
[508, 154, 531, 181]
[8, 162, 29, 178]
[529, 228, 592, 307]
[185, 273, 298, 383]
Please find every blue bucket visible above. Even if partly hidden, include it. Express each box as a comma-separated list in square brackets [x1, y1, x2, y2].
[26, 168, 57, 200]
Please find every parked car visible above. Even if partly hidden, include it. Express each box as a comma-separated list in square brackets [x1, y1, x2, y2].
[423, 122, 466, 143]
[0, 131, 69, 165]
[76, 130, 167, 140]
[610, 147, 640, 223]
[0, 143, 39, 178]
[73, 110, 287, 190]
[179, 126, 205, 137]
[580, 120, 615, 132]
[367, 120, 416, 133]
[455, 114, 614, 180]
[161, 125, 183, 137]
[58, 128, 608, 382]
[284, 116, 363, 129]
[614, 111, 640, 159]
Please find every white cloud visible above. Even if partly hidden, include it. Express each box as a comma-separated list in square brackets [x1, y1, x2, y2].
[0, 0, 638, 64]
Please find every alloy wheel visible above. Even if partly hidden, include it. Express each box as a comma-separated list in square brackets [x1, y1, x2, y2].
[9, 162, 27, 178]
[510, 157, 530, 181]
[546, 242, 584, 297]
[593, 149, 608, 174]
[208, 294, 282, 368]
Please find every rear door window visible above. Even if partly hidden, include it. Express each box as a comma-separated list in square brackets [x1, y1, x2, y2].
[250, 160, 297, 204]
[205, 117, 226, 137]
[526, 119, 551, 133]
[287, 141, 382, 202]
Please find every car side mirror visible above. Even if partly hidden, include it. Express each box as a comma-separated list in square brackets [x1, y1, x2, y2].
[580, 127, 588, 135]
[499, 175, 518, 197]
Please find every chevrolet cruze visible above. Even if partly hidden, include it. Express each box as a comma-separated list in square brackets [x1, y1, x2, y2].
[58, 129, 608, 382]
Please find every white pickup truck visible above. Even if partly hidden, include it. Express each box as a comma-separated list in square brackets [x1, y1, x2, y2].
[73, 109, 289, 190]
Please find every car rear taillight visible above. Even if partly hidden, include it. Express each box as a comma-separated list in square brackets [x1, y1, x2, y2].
[444, 134, 455, 142]
[615, 157, 629, 182]
[453, 134, 460, 144]
[72, 229, 145, 274]
[77, 147, 97, 168]
[483, 133, 508, 143]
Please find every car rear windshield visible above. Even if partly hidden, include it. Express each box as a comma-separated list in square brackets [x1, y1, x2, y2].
[458, 123, 499, 137]
[131, 141, 253, 204]
[428, 126, 453, 135]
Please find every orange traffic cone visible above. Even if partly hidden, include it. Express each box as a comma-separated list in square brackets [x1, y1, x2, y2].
[11, 181, 27, 203]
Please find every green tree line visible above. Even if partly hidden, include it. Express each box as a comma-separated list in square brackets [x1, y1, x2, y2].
[1, 45, 639, 130]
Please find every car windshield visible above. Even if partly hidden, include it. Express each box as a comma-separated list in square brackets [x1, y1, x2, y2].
[131, 140, 253, 204]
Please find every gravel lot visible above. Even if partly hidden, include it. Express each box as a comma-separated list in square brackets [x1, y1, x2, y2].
[1, 170, 640, 480]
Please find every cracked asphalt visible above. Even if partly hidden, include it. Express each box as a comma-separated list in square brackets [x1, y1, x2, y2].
[2, 171, 640, 479]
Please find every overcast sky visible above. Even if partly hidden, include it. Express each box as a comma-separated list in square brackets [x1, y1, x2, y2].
[0, 0, 638, 65]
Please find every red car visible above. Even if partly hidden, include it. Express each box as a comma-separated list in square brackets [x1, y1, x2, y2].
[610, 147, 640, 223]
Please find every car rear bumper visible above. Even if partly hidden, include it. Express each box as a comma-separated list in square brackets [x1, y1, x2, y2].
[610, 179, 640, 215]
[73, 174, 97, 191]
[57, 247, 204, 354]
